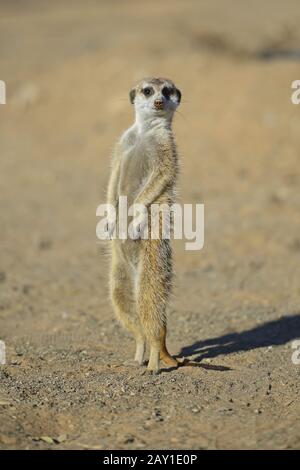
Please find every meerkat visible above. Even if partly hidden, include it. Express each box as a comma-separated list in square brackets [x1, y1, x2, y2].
[106, 77, 181, 374]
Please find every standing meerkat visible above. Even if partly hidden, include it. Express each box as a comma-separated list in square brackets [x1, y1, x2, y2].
[106, 77, 181, 374]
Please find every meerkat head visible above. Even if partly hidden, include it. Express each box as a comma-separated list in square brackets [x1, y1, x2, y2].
[129, 77, 181, 123]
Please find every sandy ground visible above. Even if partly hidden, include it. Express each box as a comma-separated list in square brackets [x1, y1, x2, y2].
[0, 0, 300, 449]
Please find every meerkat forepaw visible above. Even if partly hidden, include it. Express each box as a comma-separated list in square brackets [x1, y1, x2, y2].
[104, 219, 116, 240]
[131, 222, 143, 241]
[130, 215, 148, 241]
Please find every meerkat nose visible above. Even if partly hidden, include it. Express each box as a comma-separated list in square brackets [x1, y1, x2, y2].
[154, 99, 163, 109]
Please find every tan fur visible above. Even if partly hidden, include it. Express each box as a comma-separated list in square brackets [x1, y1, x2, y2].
[107, 77, 181, 374]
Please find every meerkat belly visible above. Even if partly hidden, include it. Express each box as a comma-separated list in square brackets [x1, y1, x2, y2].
[114, 144, 151, 263]
[118, 145, 152, 207]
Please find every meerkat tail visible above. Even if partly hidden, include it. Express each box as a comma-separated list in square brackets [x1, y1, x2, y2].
[159, 326, 179, 367]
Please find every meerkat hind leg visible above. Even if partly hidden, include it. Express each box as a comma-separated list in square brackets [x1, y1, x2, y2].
[147, 342, 160, 374]
[111, 257, 145, 366]
[134, 336, 146, 365]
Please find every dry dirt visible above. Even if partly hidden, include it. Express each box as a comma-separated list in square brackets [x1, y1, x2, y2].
[0, 0, 300, 450]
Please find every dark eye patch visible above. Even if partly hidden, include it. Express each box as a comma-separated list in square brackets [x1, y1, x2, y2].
[142, 87, 154, 97]
[129, 89, 136, 104]
[162, 87, 173, 99]
[176, 88, 181, 103]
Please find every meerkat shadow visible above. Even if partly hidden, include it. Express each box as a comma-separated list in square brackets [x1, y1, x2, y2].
[159, 359, 232, 373]
[177, 314, 300, 363]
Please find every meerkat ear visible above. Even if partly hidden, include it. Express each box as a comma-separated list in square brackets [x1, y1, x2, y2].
[129, 89, 136, 104]
[175, 88, 181, 104]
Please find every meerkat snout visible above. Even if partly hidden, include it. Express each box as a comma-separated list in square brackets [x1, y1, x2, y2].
[154, 98, 163, 110]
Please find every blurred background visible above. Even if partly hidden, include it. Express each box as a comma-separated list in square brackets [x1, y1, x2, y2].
[0, 0, 300, 450]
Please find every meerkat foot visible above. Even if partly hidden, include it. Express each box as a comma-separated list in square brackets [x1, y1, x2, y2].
[147, 347, 160, 374]
[141, 368, 159, 376]
[134, 339, 146, 365]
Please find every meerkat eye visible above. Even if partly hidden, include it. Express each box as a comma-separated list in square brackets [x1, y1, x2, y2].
[142, 87, 153, 97]
[162, 87, 172, 99]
